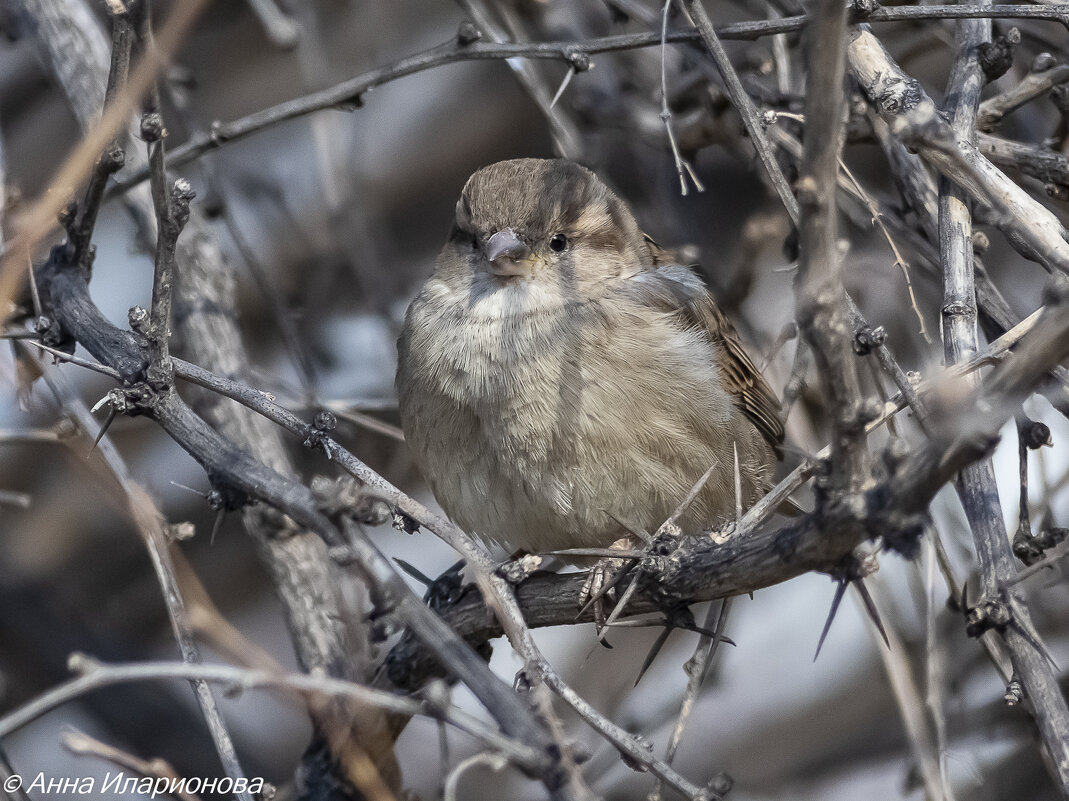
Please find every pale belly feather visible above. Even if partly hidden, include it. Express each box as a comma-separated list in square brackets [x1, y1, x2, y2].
[397, 278, 773, 553]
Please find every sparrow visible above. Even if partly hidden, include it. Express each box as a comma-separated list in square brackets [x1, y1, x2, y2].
[396, 158, 783, 555]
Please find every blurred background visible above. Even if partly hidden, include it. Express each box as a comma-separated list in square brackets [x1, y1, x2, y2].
[0, 0, 1067, 799]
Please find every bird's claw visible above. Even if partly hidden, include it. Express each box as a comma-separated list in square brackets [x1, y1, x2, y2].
[578, 536, 640, 631]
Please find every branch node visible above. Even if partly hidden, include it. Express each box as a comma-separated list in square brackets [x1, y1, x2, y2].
[170, 178, 196, 230]
[703, 770, 734, 801]
[67, 652, 100, 676]
[1021, 420, 1052, 450]
[965, 598, 1012, 637]
[565, 50, 590, 73]
[128, 305, 150, 334]
[852, 325, 886, 355]
[496, 554, 544, 585]
[309, 475, 392, 525]
[1050, 84, 1069, 114]
[205, 479, 248, 514]
[456, 21, 482, 46]
[1004, 676, 1024, 705]
[140, 111, 165, 143]
[1013, 527, 1068, 565]
[1031, 53, 1057, 73]
[313, 410, 337, 431]
[978, 28, 1020, 83]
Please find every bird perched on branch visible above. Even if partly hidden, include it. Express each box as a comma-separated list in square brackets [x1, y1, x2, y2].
[397, 158, 783, 555]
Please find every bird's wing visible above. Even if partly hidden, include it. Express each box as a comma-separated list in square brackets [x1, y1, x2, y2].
[626, 239, 785, 450]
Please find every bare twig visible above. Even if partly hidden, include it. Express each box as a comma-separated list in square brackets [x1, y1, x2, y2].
[456, 0, 584, 159]
[794, 0, 870, 494]
[29, 351, 254, 801]
[848, 27, 1069, 274]
[977, 132, 1069, 195]
[681, 0, 799, 222]
[938, 9, 1069, 789]
[68, 6, 132, 269]
[977, 63, 1069, 131]
[650, 599, 732, 801]
[660, 0, 704, 195]
[863, 581, 949, 801]
[96, 6, 1069, 198]
[0, 656, 538, 766]
[62, 728, 204, 801]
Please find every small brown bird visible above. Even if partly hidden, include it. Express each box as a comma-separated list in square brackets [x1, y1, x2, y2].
[397, 158, 783, 555]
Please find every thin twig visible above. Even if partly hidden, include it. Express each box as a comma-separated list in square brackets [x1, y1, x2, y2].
[29, 351, 254, 801]
[62, 728, 204, 801]
[0, 656, 538, 765]
[977, 63, 1069, 131]
[68, 6, 132, 269]
[660, 0, 704, 195]
[863, 580, 948, 801]
[681, 0, 799, 222]
[100, 5, 1069, 198]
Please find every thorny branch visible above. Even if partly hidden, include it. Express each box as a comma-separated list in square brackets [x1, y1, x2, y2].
[8, 1, 1069, 798]
[937, 5, 1069, 792]
[794, 0, 871, 495]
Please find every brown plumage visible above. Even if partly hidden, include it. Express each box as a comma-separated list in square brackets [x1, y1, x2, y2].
[397, 158, 782, 553]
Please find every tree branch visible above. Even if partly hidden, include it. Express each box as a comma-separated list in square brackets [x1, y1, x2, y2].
[938, 7, 1069, 793]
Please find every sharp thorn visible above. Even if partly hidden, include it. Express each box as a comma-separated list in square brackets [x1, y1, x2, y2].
[854, 579, 890, 649]
[210, 508, 225, 545]
[394, 558, 435, 586]
[664, 458, 719, 530]
[602, 509, 652, 543]
[88, 407, 116, 456]
[595, 570, 644, 645]
[550, 65, 575, 109]
[814, 580, 849, 662]
[635, 626, 673, 687]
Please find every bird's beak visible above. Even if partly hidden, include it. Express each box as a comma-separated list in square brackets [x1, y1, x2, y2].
[484, 229, 533, 277]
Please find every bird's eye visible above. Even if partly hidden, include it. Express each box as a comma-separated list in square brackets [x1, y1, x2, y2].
[549, 233, 568, 253]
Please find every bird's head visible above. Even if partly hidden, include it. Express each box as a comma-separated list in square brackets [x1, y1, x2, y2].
[438, 158, 650, 288]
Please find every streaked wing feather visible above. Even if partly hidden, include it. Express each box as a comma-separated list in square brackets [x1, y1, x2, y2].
[630, 236, 785, 449]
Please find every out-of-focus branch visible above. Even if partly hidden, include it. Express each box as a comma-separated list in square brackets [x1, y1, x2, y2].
[681, 0, 800, 222]
[977, 132, 1069, 198]
[100, 4, 1069, 198]
[62, 728, 204, 801]
[0, 656, 539, 766]
[28, 353, 253, 801]
[10, 1, 405, 791]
